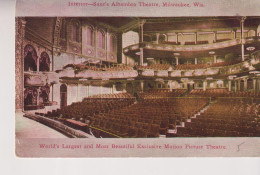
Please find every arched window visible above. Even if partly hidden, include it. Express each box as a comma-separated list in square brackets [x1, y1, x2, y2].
[24, 44, 37, 71]
[60, 19, 67, 40]
[98, 30, 105, 49]
[109, 35, 116, 52]
[39, 52, 50, 71]
[86, 27, 94, 46]
[71, 21, 80, 42]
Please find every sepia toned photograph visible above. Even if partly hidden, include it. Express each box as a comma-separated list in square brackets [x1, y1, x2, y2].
[14, 0, 260, 157]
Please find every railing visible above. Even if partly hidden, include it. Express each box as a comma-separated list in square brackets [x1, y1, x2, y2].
[123, 36, 260, 53]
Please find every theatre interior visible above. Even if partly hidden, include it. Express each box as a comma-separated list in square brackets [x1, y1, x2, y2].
[15, 17, 260, 138]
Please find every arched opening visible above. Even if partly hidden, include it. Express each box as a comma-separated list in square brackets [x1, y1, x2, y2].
[86, 26, 94, 46]
[60, 19, 67, 40]
[247, 79, 253, 90]
[109, 35, 117, 52]
[71, 21, 80, 42]
[39, 85, 50, 104]
[196, 81, 203, 89]
[159, 34, 166, 43]
[39, 52, 50, 71]
[248, 30, 256, 37]
[60, 84, 67, 108]
[126, 83, 133, 94]
[115, 82, 123, 91]
[24, 87, 37, 106]
[98, 30, 105, 49]
[231, 81, 235, 91]
[24, 44, 37, 71]
[240, 80, 244, 91]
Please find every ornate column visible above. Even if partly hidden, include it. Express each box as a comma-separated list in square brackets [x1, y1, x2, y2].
[195, 58, 198, 65]
[238, 80, 241, 91]
[15, 18, 26, 112]
[233, 29, 237, 39]
[140, 81, 144, 92]
[213, 31, 217, 43]
[214, 55, 217, 63]
[234, 80, 237, 92]
[253, 79, 256, 93]
[203, 80, 207, 91]
[156, 33, 160, 44]
[112, 83, 116, 93]
[244, 78, 247, 91]
[122, 82, 127, 93]
[228, 80, 232, 91]
[139, 20, 145, 66]
[194, 32, 197, 44]
[176, 57, 179, 65]
[240, 17, 246, 61]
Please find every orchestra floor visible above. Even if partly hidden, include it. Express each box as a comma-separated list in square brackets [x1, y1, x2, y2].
[15, 112, 67, 138]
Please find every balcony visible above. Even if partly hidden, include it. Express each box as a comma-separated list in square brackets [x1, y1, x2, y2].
[123, 36, 260, 58]
[24, 71, 59, 86]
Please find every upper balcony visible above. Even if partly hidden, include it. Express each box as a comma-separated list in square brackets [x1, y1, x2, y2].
[24, 71, 59, 86]
[123, 36, 260, 59]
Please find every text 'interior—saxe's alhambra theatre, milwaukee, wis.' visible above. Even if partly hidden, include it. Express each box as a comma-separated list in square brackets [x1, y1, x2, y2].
[15, 17, 260, 138]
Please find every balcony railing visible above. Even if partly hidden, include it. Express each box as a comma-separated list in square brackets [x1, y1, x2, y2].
[123, 36, 260, 53]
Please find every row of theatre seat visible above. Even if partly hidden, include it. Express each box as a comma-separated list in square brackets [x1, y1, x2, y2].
[136, 60, 241, 71]
[188, 89, 260, 98]
[135, 64, 171, 70]
[89, 98, 209, 137]
[40, 90, 259, 138]
[65, 61, 242, 72]
[64, 64, 133, 72]
[173, 60, 242, 70]
[177, 98, 260, 137]
[187, 88, 230, 98]
[86, 93, 134, 99]
[138, 89, 187, 99]
[45, 98, 135, 120]
[161, 39, 230, 45]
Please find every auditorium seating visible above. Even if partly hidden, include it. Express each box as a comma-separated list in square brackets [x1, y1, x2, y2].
[138, 89, 187, 99]
[197, 41, 209, 44]
[215, 38, 231, 43]
[177, 98, 260, 137]
[86, 92, 134, 99]
[227, 91, 260, 98]
[184, 41, 196, 45]
[173, 64, 208, 70]
[45, 93, 135, 121]
[63, 63, 133, 72]
[209, 60, 241, 67]
[161, 41, 180, 45]
[187, 88, 230, 97]
[90, 98, 210, 138]
[135, 64, 171, 70]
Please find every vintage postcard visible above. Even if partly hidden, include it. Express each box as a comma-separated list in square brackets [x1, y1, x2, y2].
[15, 0, 260, 157]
